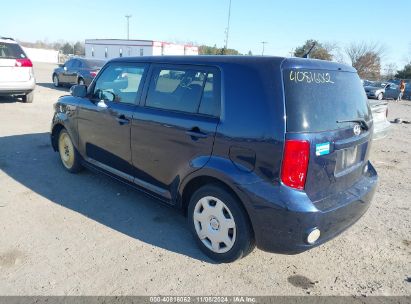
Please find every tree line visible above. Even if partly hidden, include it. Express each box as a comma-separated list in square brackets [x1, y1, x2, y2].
[293, 39, 410, 80]
[18, 40, 85, 56]
[18, 39, 410, 80]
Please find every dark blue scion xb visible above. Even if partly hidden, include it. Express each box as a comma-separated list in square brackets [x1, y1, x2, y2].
[51, 56, 378, 263]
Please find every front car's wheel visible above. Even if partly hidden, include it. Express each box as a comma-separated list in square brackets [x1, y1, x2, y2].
[53, 74, 60, 87]
[58, 129, 83, 173]
[188, 184, 255, 263]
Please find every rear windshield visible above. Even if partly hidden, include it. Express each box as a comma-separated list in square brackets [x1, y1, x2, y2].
[0, 42, 26, 59]
[84, 59, 105, 68]
[283, 69, 371, 132]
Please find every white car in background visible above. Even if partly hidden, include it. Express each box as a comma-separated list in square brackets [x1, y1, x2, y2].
[0, 37, 35, 103]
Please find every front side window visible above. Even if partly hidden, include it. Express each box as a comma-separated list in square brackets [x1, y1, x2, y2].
[92, 64, 146, 105]
[71, 60, 81, 68]
[145, 67, 219, 115]
[64, 59, 73, 69]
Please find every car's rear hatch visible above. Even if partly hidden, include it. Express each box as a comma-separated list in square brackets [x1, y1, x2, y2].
[282, 60, 373, 210]
[0, 42, 32, 83]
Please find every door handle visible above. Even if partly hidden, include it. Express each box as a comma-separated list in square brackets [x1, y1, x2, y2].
[116, 115, 130, 125]
[186, 127, 208, 139]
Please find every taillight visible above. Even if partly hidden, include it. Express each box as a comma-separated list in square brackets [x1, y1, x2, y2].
[90, 71, 98, 77]
[15, 58, 33, 67]
[281, 140, 310, 190]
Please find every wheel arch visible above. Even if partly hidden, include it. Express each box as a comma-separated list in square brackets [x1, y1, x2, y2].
[180, 171, 255, 228]
[51, 123, 65, 151]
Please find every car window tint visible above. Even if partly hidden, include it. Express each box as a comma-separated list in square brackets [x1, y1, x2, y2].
[65, 60, 73, 69]
[199, 73, 220, 116]
[71, 60, 80, 68]
[93, 64, 146, 104]
[0, 42, 26, 59]
[146, 68, 207, 114]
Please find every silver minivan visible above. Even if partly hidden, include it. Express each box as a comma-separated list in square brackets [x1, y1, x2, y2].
[0, 37, 36, 103]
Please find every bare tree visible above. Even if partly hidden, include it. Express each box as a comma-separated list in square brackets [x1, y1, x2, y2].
[324, 42, 346, 64]
[345, 42, 386, 80]
[382, 63, 398, 80]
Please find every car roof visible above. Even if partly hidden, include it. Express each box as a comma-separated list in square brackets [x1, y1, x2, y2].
[109, 55, 356, 72]
[0, 37, 18, 44]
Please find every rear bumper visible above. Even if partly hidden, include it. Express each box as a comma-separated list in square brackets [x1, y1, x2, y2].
[0, 78, 36, 95]
[372, 120, 391, 140]
[236, 162, 378, 254]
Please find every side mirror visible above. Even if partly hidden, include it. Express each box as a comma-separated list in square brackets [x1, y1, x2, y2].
[70, 85, 87, 98]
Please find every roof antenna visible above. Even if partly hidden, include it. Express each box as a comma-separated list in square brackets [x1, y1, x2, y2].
[303, 42, 316, 58]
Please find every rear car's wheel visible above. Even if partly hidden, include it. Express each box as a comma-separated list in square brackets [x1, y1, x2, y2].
[78, 78, 85, 85]
[22, 91, 34, 103]
[377, 93, 383, 100]
[53, 74, 60, 87]
[188, 184, 255, 263]
[58, 129, 83, 173]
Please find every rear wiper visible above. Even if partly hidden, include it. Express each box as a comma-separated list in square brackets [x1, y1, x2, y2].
[336, 119, 369, 131]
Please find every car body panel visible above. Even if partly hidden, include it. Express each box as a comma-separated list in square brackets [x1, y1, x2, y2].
[369, 100, 391, 140]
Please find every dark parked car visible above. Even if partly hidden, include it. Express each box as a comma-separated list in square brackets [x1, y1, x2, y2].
[364, 81, 399, 100]
[51, 56, 378, 262]
[52, 58, 105, 87]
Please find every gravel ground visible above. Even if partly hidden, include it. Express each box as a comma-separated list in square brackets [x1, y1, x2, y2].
[0, 63, 410, 296]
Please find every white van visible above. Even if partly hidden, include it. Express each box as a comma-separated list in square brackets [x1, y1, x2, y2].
[0, 37, 36, 103]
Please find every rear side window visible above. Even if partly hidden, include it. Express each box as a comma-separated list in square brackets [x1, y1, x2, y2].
[145, 67, 220, 116]
[0, 42, 26, 59]
[283, 69, 371, 132]
[85, 60, 105, 68]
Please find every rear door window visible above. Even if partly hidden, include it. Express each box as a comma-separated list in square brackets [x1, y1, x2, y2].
[145, 66, 220, 116]
[283, 69, 371, 132]
[0, 42, 27, 59]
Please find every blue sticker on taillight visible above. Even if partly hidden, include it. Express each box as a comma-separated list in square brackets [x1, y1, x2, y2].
[316, 142, 330, 156]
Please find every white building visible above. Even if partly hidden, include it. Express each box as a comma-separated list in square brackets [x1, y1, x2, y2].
[85, 39, 198, 60]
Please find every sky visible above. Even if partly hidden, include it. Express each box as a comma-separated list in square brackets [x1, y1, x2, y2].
[2, 0, 410, 68]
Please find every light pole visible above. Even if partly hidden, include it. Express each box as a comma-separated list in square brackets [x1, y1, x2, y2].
[125, 15, 132, 40]
[224, 0, 232, 50]
[261, 41, 268, 56]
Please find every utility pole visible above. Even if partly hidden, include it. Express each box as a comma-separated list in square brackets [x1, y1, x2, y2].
[261, 41, 268, 56]
[125, 15, 132, 40]
[224, 0, 232, 50]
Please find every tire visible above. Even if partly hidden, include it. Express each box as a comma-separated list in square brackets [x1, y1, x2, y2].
[57, 129, 83, 173]
[377, 93, 383, 100]
[78, 78, 85, 85]
[22, 92, 34, 103]
[53, 74, 60, 87]
[188, 184, 255, 263]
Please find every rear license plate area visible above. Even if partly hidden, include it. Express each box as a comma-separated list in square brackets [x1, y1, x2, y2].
[335, 145, 361, 175]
